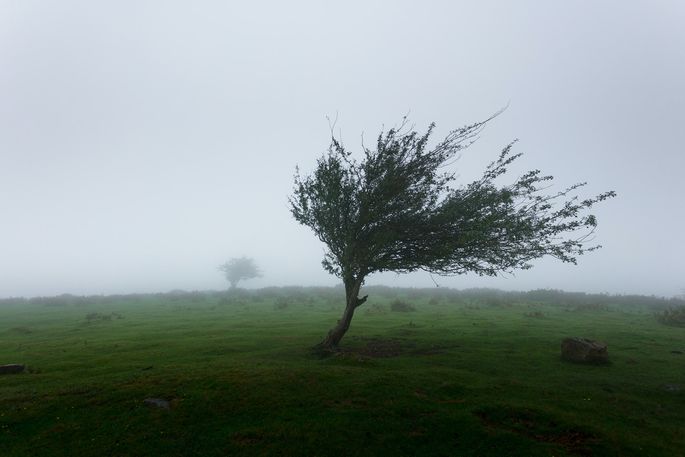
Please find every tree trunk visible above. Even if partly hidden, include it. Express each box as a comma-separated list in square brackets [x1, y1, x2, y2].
[315, 277, 367, 353]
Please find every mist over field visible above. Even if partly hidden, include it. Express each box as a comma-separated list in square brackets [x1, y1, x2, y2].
[2, 4, 685, 455]
[0, 1, 683, 298]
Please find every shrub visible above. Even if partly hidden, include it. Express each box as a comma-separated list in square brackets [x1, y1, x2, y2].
[30, 294, 73, 307]
[85, 312, 123, 322]
[482, 296, 512, 308]
[428, 296, 443, 305]
[524, 311, 545, 318]
[363, 303, 387, 315]
[274, 297, 291, 310]
[570, 303, 610, 312]
[218, 296, 245, 306]
[655, 306, 685, 327]
[390, 300, 416, 312]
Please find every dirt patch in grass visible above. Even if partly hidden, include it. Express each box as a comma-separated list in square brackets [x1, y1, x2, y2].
[474, 405, 600, 456]
[340, 337, 458, 358]
[344, 337, 413, 357]
[8, 326, 33, 334]
[85, 312, 123, 323]
[412, 343, 460, 356]
[232, 430, 264, 446]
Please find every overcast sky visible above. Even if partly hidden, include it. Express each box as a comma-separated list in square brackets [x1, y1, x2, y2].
[1, 1, 683, 298]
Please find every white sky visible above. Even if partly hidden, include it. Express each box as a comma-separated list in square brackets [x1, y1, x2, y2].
[1, 1, 684, 297]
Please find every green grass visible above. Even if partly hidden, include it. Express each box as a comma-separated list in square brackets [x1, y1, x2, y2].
[1, 289, 684, 456]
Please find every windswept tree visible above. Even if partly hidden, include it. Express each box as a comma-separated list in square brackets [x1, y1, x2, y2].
[290, 116, 615, 352]
[218, 257, 261, 289]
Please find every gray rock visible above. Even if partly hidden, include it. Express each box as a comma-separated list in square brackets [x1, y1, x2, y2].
[663, 384, 681, 392]
[0, 364, 25, 375]
[143, 398, 170, 409]
[561, 337, 609, 364]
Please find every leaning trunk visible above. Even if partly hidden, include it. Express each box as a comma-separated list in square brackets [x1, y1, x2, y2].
[315, 278, 367, 352]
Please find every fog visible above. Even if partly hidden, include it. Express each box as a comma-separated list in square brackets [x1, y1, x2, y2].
[1, 1, 683, 298]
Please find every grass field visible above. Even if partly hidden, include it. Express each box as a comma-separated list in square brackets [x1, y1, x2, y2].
[1, 287, 684, 456]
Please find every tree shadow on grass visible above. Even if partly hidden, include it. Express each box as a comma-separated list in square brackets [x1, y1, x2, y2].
[311, 336, 460, 360]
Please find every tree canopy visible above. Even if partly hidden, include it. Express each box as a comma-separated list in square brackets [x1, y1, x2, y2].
[290, 116, 615, 350]
[218, 257, 261, 289]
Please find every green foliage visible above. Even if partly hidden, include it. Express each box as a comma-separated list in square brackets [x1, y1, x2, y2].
[655, 306, 685, 327]
[218, 256, 261, 289]
[290, 115, 616, 347]
[390, 299, 416, 312]
[290, 116, 615, 282]
[273, 296, 292, 310]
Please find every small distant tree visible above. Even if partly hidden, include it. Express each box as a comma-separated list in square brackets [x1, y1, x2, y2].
[218, 257, 261, 289]
[290, 116, 615, 352]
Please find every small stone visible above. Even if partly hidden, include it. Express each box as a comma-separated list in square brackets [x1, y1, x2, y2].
[663, 384, 681, 392]
[143, 398, 170, 409]
[561, 337, 609, 364]
[0, 364, 25, 375]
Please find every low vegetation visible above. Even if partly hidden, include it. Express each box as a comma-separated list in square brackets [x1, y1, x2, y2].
[0, 287, 683, 456]
[655, 306, 685, 327]
[390, 299, 416, 312]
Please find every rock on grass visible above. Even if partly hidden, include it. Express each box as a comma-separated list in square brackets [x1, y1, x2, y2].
[561, 338, 609, 364]
[143, 398, 171, 409]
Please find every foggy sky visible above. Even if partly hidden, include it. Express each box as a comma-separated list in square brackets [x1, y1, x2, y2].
[1, 1, 684, 298]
